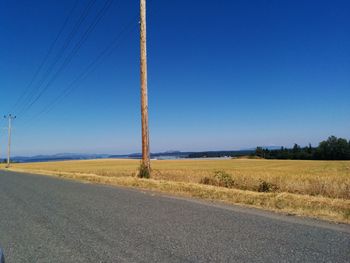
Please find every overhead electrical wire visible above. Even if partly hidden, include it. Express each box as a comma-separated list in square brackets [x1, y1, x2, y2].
[11, 0, 80, 114]
[16, 0, 98, 116]
[20, 16, 139, 127]
[18, 0, 114, 118]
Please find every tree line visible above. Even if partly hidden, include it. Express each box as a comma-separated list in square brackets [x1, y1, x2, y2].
[255, 136, 350, 160]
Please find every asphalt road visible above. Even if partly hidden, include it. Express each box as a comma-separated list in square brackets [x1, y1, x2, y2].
[0, 170, 349, 263]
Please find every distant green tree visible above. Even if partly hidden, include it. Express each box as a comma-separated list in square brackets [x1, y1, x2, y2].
[292, 144, 301, 159]
[316, 136, 350, 160]
[254, 136, 350, 160]
[256, 147, 264, 158]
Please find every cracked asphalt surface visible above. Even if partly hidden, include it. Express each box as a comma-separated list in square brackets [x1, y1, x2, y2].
[0, 170, 349, 262]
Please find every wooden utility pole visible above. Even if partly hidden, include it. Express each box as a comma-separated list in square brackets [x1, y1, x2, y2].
[140, 0, 151, 173]
[4, 114, 16, 167]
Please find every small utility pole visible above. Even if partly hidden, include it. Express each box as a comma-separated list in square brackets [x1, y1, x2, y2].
[4, 114, 16, 167]
[140, 0, 151, 174]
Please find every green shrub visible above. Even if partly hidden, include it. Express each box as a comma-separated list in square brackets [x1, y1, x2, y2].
[258, 180, 278, 192]
[138, 163, 151, 178]
[200, 170, 234, 188]
[214, 170, 234, 187]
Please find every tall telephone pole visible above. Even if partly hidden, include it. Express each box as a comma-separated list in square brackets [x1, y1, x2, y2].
[140, 0, 151, 174]
[4, 114, 16, 167]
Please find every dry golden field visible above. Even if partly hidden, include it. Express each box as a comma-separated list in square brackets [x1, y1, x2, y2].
[4, 158, 350, 223]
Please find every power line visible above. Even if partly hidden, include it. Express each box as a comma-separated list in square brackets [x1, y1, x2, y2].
[11, 0, 80, 114]
[16, 0, 98, 116]
[19, 16, 138, 127]
[18, 0, 114, 118]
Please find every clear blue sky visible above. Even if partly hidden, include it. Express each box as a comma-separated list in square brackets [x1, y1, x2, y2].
[0, 0, 349, 156]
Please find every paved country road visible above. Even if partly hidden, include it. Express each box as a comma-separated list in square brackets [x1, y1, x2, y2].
[0, 171, 349, 263]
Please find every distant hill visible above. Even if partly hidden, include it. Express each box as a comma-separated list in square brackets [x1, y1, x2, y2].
[12, 149, 258, 163]
[12, 152, 190, 163]
[109, 151, 192, 159]
[12, 153, 110, 163]
[187, 150, 254, 159]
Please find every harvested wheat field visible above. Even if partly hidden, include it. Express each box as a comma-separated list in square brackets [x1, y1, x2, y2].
[5, 158, 350, 223]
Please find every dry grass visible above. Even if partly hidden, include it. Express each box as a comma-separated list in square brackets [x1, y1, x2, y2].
[3, 158, 350, 223]
[9, 159, 350, 198]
